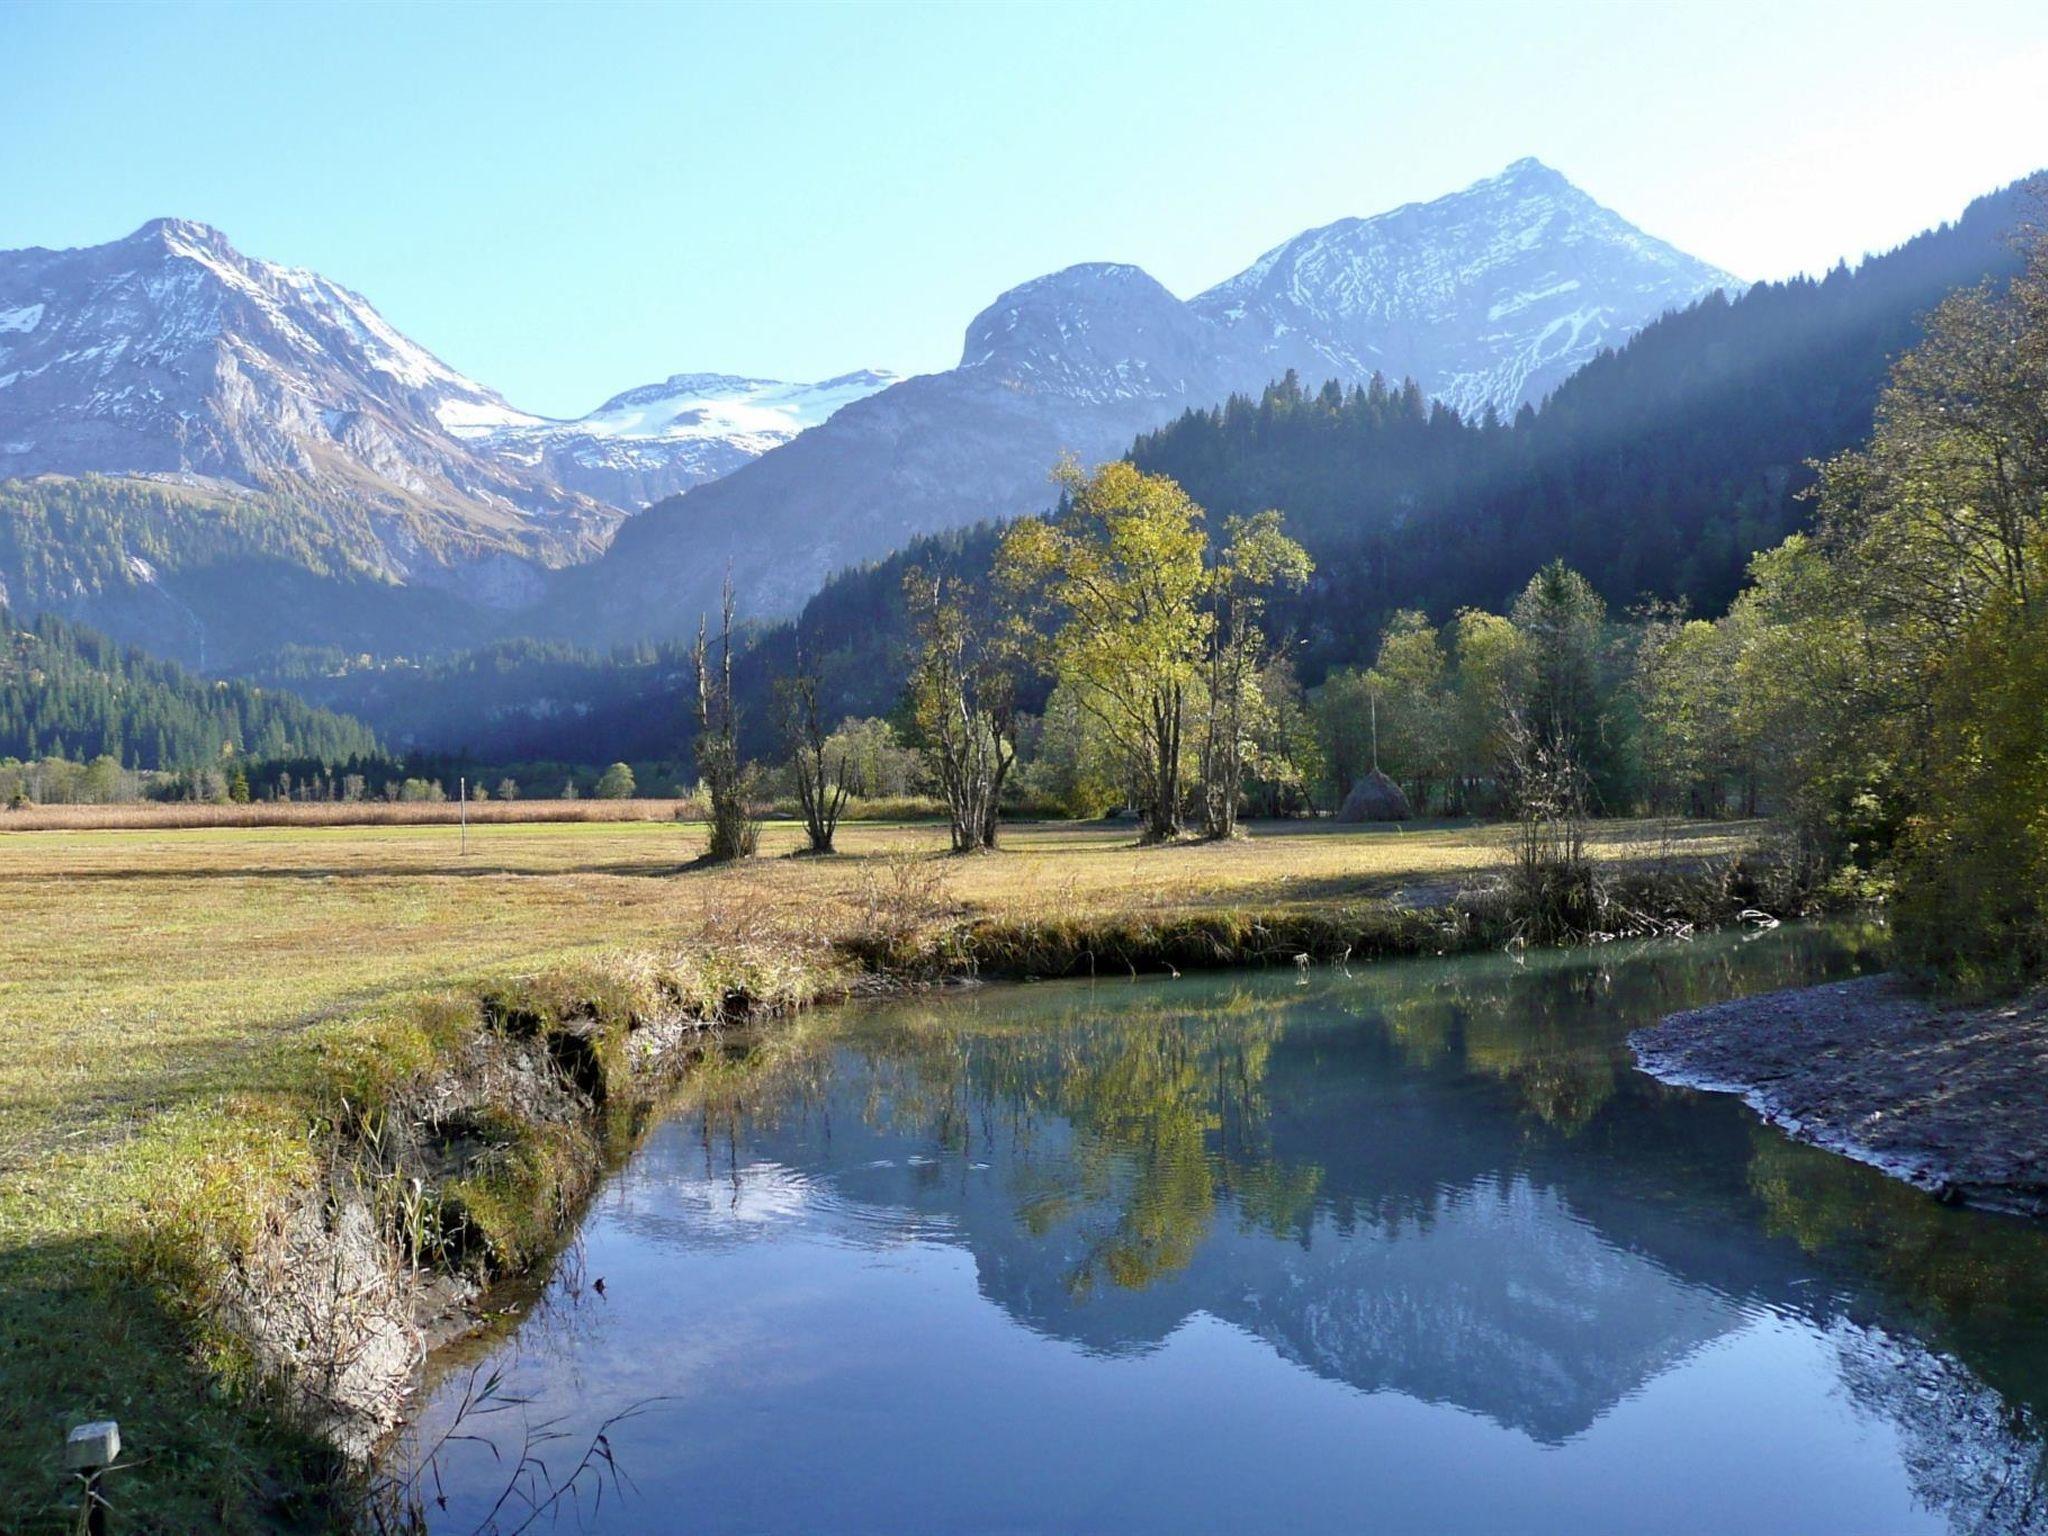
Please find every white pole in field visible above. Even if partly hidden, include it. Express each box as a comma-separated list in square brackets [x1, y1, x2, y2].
[460, 776, 468, 857]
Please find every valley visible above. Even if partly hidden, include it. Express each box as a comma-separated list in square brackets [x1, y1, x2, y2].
[6, 12, 2048, 1530]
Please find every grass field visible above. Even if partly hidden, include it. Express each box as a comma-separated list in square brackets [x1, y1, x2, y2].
[0, 814, 1755, 1172]
[1, 813, 1762, 1233]
[0, 813, 1756, 1529]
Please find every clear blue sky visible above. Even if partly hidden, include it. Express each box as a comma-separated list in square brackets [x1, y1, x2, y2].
[4, 0, 2045, 418]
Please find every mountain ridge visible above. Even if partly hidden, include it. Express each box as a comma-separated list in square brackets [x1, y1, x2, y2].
[554, 158, 1739, 639]
[1193, 157, 1740, 417]
[0, 161, 1767, 663]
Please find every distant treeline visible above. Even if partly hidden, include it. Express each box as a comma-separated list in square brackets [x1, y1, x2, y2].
[0, 605, 380, 769]
[257, 637, 701, 765]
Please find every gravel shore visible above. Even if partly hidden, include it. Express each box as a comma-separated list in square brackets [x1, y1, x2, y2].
[1631, 974, 2048, 1217]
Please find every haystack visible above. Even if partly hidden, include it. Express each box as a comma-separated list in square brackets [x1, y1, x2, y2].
[1337, 769, 1413, 823]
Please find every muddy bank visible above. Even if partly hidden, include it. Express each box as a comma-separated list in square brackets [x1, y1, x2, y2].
[1632, 974, 2048, 1217]
[195, 951, 858, 1521]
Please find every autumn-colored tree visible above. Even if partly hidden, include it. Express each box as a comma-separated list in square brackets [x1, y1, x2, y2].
[1000, 460, 1305, 842]
[1000, 461, 1210, 842]
[1763, 217, 2048, 986]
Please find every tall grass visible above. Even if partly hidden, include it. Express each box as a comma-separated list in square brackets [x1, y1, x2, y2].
[0, 798, 701, 832]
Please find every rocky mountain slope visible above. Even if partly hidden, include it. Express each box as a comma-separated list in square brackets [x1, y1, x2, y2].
[555, 261, 1257, 627]
[0, 161, 1741, 662]
[0, 219, 616, 600]
[1193, 157, 1737, 418]
[454, 369, 898, 509]
[558, 160, 1739, 638]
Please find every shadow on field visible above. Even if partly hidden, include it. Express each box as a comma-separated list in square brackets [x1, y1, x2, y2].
[4, 859, 700, 884]
[0, 1237, 345, 1534]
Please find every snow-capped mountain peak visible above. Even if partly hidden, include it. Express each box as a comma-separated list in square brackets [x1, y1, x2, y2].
[576, 369, 901, 439]
[0, 218, 611, 583]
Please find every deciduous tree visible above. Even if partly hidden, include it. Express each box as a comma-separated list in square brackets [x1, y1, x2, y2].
[777, 645, 851, 854]
[692, 576, 758, 862]
[999, 461, 1210, 842]
[906, 568, 1016, 852]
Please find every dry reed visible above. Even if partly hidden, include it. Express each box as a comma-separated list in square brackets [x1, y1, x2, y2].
[0, 797, 700, 832]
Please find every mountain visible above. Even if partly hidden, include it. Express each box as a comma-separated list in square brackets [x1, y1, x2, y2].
[555, 262, 1252, 630]
[555, 160, 1738, 639]
[456, 370, 899, 509]
[0, 474, 506, 673]
[760, 173, 2036, 727]
[1192, 157, 1738, 419]
[1134, 173, 2037, 663]
[0, 218, 616, 602]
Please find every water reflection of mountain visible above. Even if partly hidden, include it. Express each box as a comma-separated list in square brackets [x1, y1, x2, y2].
[615, 930, 2048, 1524]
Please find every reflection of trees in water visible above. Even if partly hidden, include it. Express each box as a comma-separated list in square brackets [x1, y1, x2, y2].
[633, 927, 2048, 1526]
[692, 985, 1325, 1294]
[1741, 1110, 2048, 1526]
[1348, 926, 1887, 1134]
[691, 926, 1891, 1287]
[1348, 954, 1631, 1135]
[848, 988, 1322, 1295]
[1377, 973, 1618, 1135]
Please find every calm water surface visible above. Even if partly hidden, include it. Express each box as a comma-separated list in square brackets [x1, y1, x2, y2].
[399, 926, 2048, 1534]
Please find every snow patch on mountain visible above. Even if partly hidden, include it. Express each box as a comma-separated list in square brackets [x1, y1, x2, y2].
[463, 369, 900, 507]
[434, 396, 545, 433]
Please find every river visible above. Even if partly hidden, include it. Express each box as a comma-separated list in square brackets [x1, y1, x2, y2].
[389, 924, 2048, 1534]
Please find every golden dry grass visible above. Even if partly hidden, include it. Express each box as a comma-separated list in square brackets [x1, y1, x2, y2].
[0, 796, 693, 831]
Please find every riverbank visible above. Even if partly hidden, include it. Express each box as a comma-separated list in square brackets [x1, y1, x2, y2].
[1632, 975, 2048, 1217]
[0, 815, 1767, 1529]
